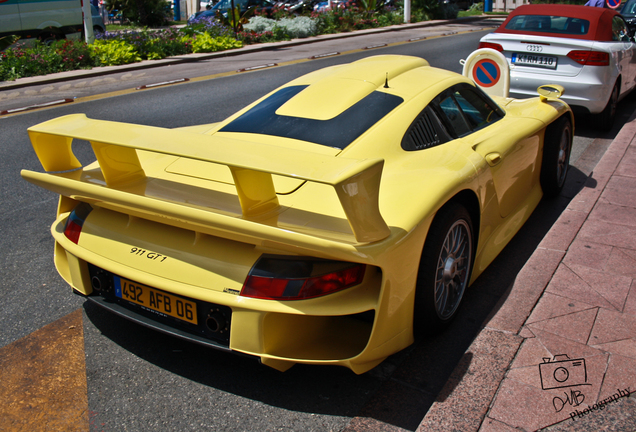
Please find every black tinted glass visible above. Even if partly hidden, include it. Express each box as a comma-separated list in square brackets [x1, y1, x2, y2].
[505, 15, 590, 35]
[220, 86, 403, 149]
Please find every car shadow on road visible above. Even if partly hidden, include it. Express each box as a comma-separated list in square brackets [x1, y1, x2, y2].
[348, 164, 591, 430]
[81, 144, 604, 431]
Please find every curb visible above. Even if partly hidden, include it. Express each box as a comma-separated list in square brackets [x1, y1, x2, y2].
[0, 16, 497, 91]
[417, 112, 636, 431]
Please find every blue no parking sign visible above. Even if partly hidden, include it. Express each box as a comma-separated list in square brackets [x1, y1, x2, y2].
[472, 59, 501, 88]
[607, 0, 621, 9]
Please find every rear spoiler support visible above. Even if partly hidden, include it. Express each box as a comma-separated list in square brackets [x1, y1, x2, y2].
[23, 114, 391, 243]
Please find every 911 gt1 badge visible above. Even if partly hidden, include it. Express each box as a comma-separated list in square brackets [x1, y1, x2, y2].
[130, 247, 168, 262]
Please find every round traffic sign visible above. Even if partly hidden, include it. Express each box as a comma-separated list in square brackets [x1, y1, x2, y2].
[607, 0, 621, 9]
[472, 59, 501, 88]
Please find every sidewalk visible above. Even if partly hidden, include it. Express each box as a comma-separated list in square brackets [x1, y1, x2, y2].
[418, 114, 636, 431]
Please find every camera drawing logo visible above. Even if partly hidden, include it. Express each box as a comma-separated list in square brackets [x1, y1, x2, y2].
[539, 354, 589, 390]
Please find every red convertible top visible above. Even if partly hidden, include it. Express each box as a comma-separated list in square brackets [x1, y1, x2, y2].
[495, 4, 621, 42]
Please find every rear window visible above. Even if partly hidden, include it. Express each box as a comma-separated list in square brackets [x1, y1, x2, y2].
[505, 15, 590, 36]
[220, 85, 403, 149]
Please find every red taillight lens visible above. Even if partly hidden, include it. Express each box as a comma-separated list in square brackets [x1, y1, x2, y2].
[63, 203, 92, 244]
[567, 50, 609, 66]
[241, 258, 366, 300]
[64, 219, 83, 244]
[479, 42, 504, 52]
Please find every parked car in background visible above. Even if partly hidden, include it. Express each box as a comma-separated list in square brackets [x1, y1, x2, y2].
[91, 4, 106, 33]
[478, 4, 636, 130]
[0, 0, 83, 42]
[188, 0, 274, 21]
[622, 0, 636, 32]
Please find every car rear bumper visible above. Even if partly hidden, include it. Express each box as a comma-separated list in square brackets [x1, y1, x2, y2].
[52, 209, 415, 374]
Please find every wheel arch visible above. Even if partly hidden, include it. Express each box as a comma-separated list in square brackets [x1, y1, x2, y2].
[441, 189, 481, 254]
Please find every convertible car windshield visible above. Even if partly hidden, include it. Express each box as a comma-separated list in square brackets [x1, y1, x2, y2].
[220, 85, 404, 149]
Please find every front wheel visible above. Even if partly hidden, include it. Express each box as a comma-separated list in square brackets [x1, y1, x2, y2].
[414, 203, 474, 334]
[540, 116, 572, 199]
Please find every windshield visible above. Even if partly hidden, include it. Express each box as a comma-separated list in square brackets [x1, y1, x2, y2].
[505, 14, 590, 36]
[213, 0, 247, 10]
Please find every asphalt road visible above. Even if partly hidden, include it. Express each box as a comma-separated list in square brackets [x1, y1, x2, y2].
[2, 22, 635, 431]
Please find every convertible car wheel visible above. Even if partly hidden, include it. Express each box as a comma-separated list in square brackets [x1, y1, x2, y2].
[597, 82, 619, 131]
[540, 116, 572, 198]
[415, 203, 474, 333]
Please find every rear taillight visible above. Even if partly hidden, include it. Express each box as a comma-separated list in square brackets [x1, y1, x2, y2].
[241, 256, 366, 300]
[478, 42, 504, 52]
[64, 203, 92, 244]
[567, 50, 610, 66]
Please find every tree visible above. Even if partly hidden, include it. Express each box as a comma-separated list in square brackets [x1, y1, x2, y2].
[106, 0, 171, 27]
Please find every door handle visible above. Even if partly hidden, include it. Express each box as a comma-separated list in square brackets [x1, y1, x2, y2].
[486, 153, 502, 166]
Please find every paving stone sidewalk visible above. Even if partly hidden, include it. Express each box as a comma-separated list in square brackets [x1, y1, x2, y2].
[419, 114, 636, 432]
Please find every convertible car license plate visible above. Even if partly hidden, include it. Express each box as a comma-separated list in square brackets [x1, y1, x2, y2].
[114, 277, 198, 325]
[512, 53, 557, 69]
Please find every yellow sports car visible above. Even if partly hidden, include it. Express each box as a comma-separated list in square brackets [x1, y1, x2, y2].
[21, 55, 573, 374]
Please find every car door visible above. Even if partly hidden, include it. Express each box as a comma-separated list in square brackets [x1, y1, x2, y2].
[433, 84, 540, 219]
[0, 0, 22, 34]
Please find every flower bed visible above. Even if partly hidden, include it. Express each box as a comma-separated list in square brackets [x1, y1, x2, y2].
[0, 4, 429, 81]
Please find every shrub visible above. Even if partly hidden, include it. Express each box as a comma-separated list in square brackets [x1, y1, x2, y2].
[0, 40, 95, 81]
[90, 39, 142, 65]
[182, 16, 235, 38]
[244, 16, 319, 38]
[97, 28, 191, 59]
[277, 16, 319, 38]
[238, 30, 278, 44]
[437, 3, 459, 19]
[376, 9, 403, 26]
[190, 34, 242, 52]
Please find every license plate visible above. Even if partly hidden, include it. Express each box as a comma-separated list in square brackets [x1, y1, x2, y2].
[114, 277, 198, 325]
[512, 53, 558, 69]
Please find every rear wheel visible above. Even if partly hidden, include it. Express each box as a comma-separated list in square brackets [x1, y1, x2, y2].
[596, 82, 619, 131]
[540, 116, 572, 199]
[414, 203, 474, 334]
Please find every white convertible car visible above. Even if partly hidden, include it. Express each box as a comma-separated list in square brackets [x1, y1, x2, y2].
[479, 4, 636, 129]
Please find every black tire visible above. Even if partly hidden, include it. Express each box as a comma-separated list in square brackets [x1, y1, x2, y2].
[596, 82, 619, 131]
[414, 202, 474, 334]
[540, 116, 572, 199]
[38, 29, 63, 45]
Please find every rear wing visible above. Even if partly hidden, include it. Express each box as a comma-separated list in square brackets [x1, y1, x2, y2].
[21, 114, 390, 243]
